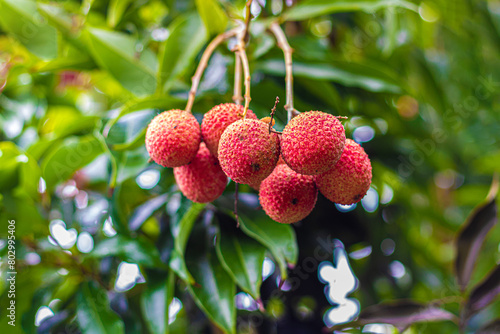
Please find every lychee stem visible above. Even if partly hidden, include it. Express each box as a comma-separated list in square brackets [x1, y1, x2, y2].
[269, 96, 280, 134]
[269, 22, 298, 122]
[232, 52, 243, 105]
[236, 39, 252, 119]
[185, 27, 239, 113]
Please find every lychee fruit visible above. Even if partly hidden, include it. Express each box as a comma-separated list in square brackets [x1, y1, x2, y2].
[259, 164, 318, 224]
[281, 111, 346, 175]
[146, 109, 201, 167]
[218, 119, 280, 185]
[316, 139, 372, 205]
[201, 103, 257, 157]
[248, 155, 286, 191]
[174, 143, 228, 203]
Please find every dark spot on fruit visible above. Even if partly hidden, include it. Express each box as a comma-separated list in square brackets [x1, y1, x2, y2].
[291, 198, 298, 205]
[238, 135, 246, 141]
[353, 194, 362, 201]
[174, 125, 178, 129]
[251, 163, 260, 172]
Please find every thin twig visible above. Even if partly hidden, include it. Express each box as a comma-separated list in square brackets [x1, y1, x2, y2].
[269, 96, 279, 134]
[233, 52, 243, 105]
[236, 39, 252, 118]
[243, 0, 253, 43]
[185, 28, 239, 113]
[269, 22, 296, 122]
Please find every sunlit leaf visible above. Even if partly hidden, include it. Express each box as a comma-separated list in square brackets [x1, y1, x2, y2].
[85, 28, 157, 96]
[283, 0, 418, 21]
[0, 0, 57, 59]
[107, 0, 133, 27]
[77, 282, 124, 334]
[195, 0, 228, 36]
[158, 13, 207, 93]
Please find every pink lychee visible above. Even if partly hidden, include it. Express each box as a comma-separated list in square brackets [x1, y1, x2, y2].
[145, 109, 201, 167]
[316, 139, 372, 205]
[259, 164, 318, 224]
[201, 103, 257, 157]
[281, 111, 345, 175]
[174, 143, 228, 203]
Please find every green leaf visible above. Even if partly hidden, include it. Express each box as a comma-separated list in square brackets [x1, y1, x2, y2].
[476, 318, 500, 333]
[90, 235, 165, 267]
[0, 0, 58, 59]
[283, 0, 418, 21]
[77, 282, 125, 334]
[195, 0, 228, 36]
[85, 28, 157, 96]
[141, 275, 169, 334]
[107, 0, 133, 27]
[169, 201, 207, 284]
[186, 248, 236, 334]
[215, 222, 266, 300]
[106, 110, 155, 151]
[455, 184, 498, 291]
[130, 193, 169, 231]
[41, 134, 105, 191]
[257, 60, 402, 93]
[158, 13, 207, 93]
[239, 214, 298, 280]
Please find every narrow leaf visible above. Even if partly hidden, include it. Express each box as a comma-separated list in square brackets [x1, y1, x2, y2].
[90, 235, 165, 267]
[186, 248, 236, 334]
[0, 0, 58, 59]
[195, 0, 228, 36]
[455, 180, 498, 291]
[215, 223, 266, 300]
[358, 300, 455, 329]
[141, 277, 167, 334]
[129, 193, 169, 231]
[169, 201, 207, 284]
[85, 28, 157, 96]
[466, 264, 500, 316]
[238, 213, 298, 280]
[257, 60, 402, 93]
[158, 13, 207, 93]
[77, 282, 125, 334]
[107, 0, 133, 27]
[283, 0, 418, 21]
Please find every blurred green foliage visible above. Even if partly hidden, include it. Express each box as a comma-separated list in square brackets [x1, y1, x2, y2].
[1, 0, 500, 333]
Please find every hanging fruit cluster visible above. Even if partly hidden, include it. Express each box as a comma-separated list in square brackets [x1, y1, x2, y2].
[144, 20, 372, 225]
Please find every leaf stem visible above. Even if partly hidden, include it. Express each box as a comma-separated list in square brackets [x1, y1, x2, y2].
[269, 22, 298, 122]
[185, 28, 239, 113]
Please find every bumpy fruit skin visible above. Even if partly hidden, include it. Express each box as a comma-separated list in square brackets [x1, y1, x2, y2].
[146, 109, 201, 167]
[248, 155, 286, 191]
[174, 143, 227, 203]
[218, 119, 280, 185]
[281, 111, 346, 175]
[316, 139, 372, 205]
[201, 103, 257, 157]
[259, 164, 318, 224]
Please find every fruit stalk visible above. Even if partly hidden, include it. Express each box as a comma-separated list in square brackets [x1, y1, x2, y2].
[185, 27, 240, 113]
[269, 22, 299, 121]
[233, 52, 243, 105]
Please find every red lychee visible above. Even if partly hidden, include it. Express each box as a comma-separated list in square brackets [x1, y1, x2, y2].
[259, 164, 318, 224]
[218, 119, 280, 185]
[201, 103, 257, 157]
[174, 143, 228, 203]
[248, 155, 286, 191]
[281, 111, 346, 175]
[316, 139, 372, 205]
[146, 109, 201, 167]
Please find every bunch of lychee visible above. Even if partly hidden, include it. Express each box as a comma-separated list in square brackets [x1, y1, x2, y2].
[145, 104, 372, 224]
